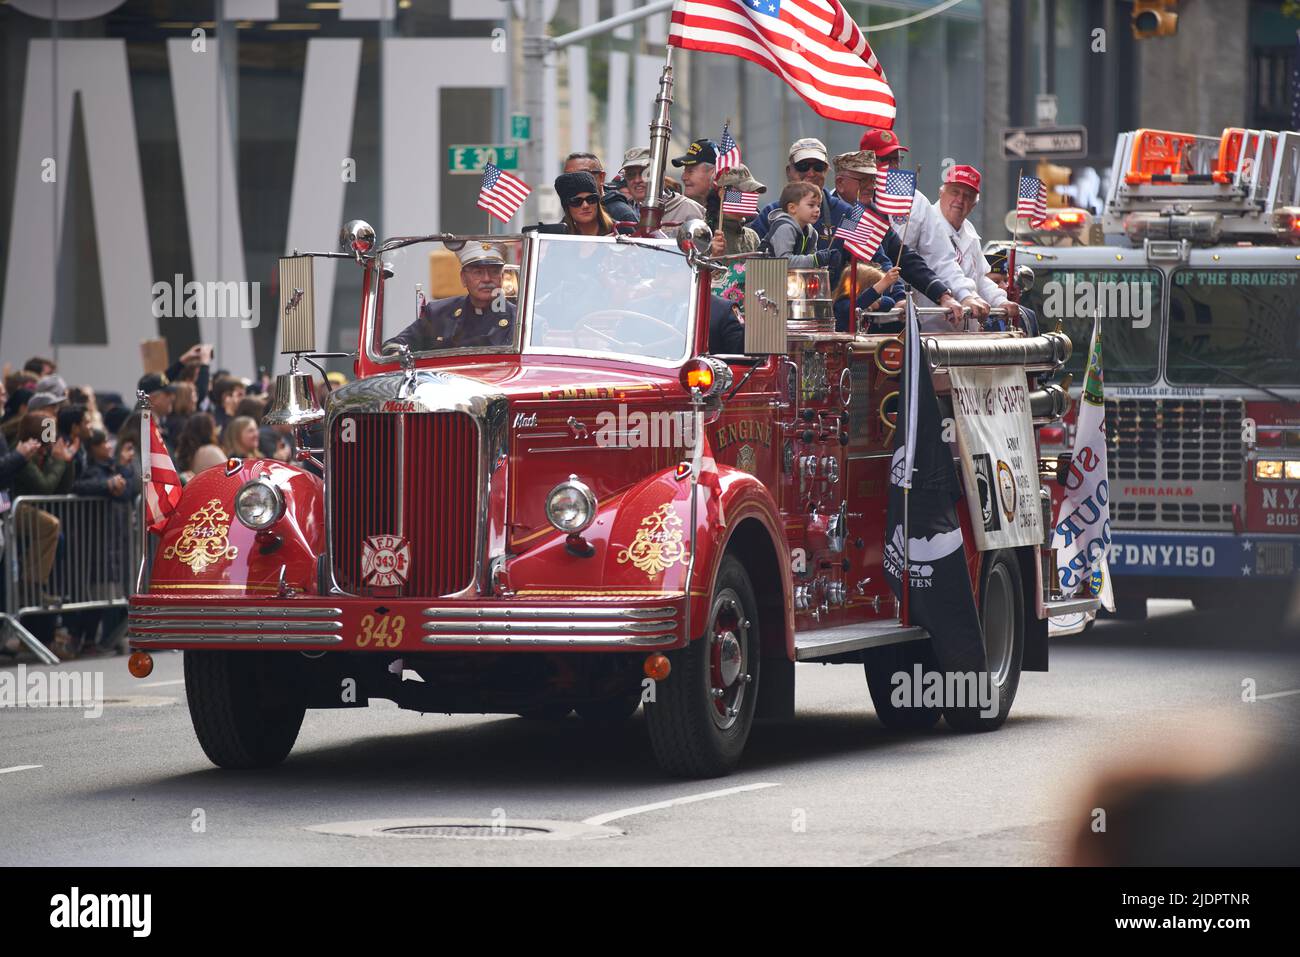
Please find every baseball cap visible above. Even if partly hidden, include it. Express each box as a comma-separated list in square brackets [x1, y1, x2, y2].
[27, 392, 62, 412]
[671, 138, 718, 167]
[714, 164, 767, 193]
[788, 137, 829, 164]
[944, 164, 982, 193]
[137, 373, 173, 396]
[456, 242, 505, 268]
[621, 147, 651, 171]
[858, 129, 908, 157]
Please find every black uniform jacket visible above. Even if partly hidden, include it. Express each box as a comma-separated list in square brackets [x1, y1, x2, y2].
[386, 295, 518, 352]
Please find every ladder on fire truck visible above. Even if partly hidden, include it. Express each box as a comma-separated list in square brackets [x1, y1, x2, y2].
[1102, 127, 1300, 244]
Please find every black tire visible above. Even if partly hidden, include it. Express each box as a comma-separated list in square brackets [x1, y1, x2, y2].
[645, 555, 760, 778]
[863, 639, 944, 731]
[515, 704, 572, 720]
[575, 693, 641, 723]
[944, 550, 1024, 733]
[184, 651, 305, 769]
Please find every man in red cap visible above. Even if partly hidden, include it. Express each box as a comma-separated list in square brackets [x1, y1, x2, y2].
[936, 164, 1018, 326]
[859, 129, 982, 326]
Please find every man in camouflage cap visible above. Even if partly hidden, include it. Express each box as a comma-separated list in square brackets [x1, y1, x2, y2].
[385, 242, 516, 352]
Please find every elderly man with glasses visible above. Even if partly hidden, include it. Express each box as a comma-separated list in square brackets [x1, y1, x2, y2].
[934, 165, 1020, 329]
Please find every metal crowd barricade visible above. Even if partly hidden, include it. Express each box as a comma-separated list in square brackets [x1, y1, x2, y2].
[2, 494, 142, 665]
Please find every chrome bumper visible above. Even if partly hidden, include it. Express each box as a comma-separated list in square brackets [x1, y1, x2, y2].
[128, 605, 345, 646]
[421, 604, 680, 647]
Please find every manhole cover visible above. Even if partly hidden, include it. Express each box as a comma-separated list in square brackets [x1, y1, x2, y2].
[307, 818, 622, 841]
[383, 824, 550, 839]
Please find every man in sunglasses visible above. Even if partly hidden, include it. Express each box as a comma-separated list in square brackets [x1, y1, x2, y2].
[752, 138, 855, 247]
[385, 243, 515, 352]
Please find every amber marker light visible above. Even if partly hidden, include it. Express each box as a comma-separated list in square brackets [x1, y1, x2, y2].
[680, 359, 714, 392]
[128, 652, 154, 679]
[644, 653, 671, 681]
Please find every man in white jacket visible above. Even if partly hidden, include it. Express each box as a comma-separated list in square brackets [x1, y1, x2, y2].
[934, 164, 1021, 328]
[859, 130, 989, 323]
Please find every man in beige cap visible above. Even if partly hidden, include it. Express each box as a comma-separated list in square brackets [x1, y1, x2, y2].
[620, 147, 706, 226]
[753, 137, 854, 245]
[385, 242, 515, 352]
[830, 150, 877, 207]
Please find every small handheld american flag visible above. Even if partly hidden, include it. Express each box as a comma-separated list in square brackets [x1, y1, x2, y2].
[837, 203, 890, 261]
[722, 187, 759, 218]
[1016, 174, 1047, 227]
[876, 168, 916, 218]
[716, 123, 741, 174]
[477, 163, 531, 223]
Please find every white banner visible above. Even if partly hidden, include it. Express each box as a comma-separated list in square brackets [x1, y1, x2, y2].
[949, 367, 1043, 551]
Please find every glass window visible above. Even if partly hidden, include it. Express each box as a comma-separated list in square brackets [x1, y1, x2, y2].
[1019, 268, 1163, 383]
[377, 239, 524, 357]
[1167, 268, 1300, 386]
[526, 237, 695, 363]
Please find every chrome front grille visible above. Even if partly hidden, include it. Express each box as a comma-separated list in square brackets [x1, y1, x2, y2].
[1106, 397, 1245, 529]
[329, 412, 479, 597]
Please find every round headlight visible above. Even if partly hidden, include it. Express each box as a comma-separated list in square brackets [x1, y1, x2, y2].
[234, 479, 285, 530]
[546, 475, 596, 534]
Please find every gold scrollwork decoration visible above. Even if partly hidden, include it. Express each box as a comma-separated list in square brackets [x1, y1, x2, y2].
[616, 503, 690, 579]
[162, 498, 240, 575]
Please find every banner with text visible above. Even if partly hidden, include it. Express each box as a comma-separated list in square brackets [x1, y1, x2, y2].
[950, 367, 1043, 550]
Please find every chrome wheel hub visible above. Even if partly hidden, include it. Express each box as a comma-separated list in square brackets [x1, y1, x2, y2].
[707, 592, 749, 731]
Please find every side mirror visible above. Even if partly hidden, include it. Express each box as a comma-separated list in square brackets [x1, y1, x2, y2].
[1015, 264, 1036, 294]
[278, 255, 317, 355]
[339, 219, 376, 258]
[676, 218, 712, 257]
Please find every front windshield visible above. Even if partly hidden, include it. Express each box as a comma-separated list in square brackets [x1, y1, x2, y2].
[1020, 268, 1163, 384]
[376, 238, 524, 357]
[1167, 268, 1300, 386]
[526, 236, 695, 363]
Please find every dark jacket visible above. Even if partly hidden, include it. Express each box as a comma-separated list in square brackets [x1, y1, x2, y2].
[0, 432, 29, 492]
[761, 210, 821, 268]
[709, 296, 746, 354]
[72, 457, 140, 500]
[601, 187, 639, 229]
[14, 452, 75, 497]
[835, 289, 896, 333]
[386, 295, 517, 352]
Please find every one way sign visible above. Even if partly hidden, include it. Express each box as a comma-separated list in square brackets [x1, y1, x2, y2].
[1001, 125, 1088, 159]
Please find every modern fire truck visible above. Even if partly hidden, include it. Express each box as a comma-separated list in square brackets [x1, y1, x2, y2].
[1016, 128, 1300, 620]
[126, 74, 1092, 779]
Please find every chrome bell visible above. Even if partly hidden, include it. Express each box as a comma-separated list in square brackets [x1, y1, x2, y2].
[262, 372, 325, 428]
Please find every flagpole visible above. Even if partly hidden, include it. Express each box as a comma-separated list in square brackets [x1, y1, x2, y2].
[900, 293, 912, 627]
[1008, 173, 1023, 316]
[135, 391, 152, 594]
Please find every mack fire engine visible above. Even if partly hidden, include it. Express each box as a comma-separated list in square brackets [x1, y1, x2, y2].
[1014, 128, 1300, 620]
[126, 73, 1094, 778]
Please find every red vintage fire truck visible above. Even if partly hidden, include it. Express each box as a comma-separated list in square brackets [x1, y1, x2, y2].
[126, 91, 1092, 779]
[1015, 128, 1300, 621]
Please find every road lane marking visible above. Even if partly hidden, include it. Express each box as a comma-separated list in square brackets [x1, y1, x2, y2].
[582, 782, 780, 827]
[0, 765, 42, 775]
[1257, 688, 1300, 701]
[137, 679, 185, 688]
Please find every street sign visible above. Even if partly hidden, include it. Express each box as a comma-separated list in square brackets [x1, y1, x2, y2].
[447, 145, 520, 175]
[510, 114, 531, 142]
[1001, 125, 1088, 160]
[1035, 94, 1058, 127]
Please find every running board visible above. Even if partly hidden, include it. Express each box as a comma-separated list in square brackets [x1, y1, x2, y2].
[793, 619, 929, 661]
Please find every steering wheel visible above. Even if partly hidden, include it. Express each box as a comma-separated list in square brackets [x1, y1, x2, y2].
[575, 308, 683, 355]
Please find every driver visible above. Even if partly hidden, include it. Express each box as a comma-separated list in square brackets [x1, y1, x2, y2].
[385, 243, 516, 351]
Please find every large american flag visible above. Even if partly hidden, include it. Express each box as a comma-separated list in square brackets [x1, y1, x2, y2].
[669, 0, 896, 128]
[722, 187, 760, 217]
[716, 123, 741, 173]
[876, 168, 916, 217]
[476, 163, 531, 223]
[1016, 174, 1047, 226]
[141, 407, 181, 534]
[837, 203, 890, 261]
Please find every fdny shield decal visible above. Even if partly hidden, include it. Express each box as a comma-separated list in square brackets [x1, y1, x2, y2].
[360, 534, 412, 588]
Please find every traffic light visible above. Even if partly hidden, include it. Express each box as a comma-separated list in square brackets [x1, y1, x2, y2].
[1037, 161, 1072, 209]
[1132, 0, 1178, 39]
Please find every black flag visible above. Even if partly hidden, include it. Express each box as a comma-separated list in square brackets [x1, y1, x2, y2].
[883, 300, 987, 674]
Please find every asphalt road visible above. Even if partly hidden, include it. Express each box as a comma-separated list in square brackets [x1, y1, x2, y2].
[2, 600, 1298, 867]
